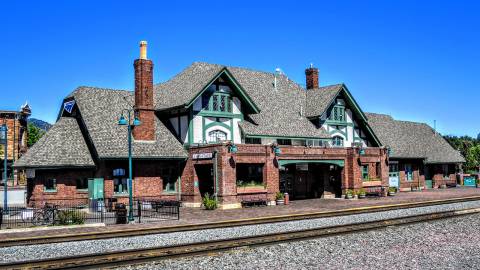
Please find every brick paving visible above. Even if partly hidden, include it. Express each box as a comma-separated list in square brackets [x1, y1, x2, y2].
[0, 187, 479, 241]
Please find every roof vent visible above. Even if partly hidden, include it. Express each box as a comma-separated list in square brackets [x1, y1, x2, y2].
[273, 68, 283, 90]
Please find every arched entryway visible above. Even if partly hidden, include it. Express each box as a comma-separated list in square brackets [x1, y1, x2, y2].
[279, 160, 344, 200]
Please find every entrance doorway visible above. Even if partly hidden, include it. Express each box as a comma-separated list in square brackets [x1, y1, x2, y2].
[280, 163, 342, 200]
[194, 164, 214, 196]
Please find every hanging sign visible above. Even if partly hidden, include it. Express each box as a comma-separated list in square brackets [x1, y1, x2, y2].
[63, 100, 76, 113]
[26, 169, 36, 178]
[192, 152, 213, 160]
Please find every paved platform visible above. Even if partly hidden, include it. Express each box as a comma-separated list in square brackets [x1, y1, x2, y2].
[1, 187, 479, 241]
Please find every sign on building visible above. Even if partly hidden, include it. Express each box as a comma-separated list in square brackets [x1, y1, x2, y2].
[192, 152, 213, 160]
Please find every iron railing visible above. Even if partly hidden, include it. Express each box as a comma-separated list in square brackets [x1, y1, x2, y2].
[0, 198, 180, 229]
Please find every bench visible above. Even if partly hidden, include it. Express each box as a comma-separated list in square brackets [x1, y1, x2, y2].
[240, 194, 268, 207]
[364, 186, 385, 197]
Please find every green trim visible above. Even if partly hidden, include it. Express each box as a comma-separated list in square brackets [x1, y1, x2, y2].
[188, 109, 194, 144]
[278, 159, 345, 167]
[204, 121, 230, 131]
[185, 68, 260, 114]
[245, 134, 329, 140]
[100, 156, 187, 161]
[197, 111, 243, 119]
[230, 119, 234, 140]
[324, 120, 353, 127]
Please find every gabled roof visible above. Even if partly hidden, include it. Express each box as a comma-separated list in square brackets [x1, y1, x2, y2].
[305, 84, 381, 146]
[366, 113, 465, 164]
[156, 62, 330, 139]
[14, 117, 95, 168]
[305, 84, 343, 118]
[70, 87, 187, 159]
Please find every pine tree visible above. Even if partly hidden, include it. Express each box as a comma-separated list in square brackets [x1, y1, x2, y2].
[27, 123, 45, 147]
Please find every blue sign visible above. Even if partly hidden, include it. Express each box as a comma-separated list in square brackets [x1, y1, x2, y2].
[63, 100, 75, 113]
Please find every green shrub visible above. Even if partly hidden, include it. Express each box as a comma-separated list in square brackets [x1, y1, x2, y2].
[275, 192, 284, 200]
[357, 188, 366, 196]
[57, 210, 86, 225]
[345, 189, 354, 196]
[388, 187, 397, 193]
[202, 193, 218, 210]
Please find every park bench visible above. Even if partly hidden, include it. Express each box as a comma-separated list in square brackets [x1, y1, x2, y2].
[240, 193, 268, 207]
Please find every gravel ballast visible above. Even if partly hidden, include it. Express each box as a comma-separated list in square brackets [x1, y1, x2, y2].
[1, 200, 480, 263]
[121, 212, 480, 270]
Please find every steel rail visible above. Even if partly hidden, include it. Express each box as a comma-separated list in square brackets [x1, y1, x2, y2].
[1, 207, 479, 270]
[1, 195, 480, 248]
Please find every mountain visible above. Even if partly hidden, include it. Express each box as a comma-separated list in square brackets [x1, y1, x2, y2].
[29, 118, 52, 131]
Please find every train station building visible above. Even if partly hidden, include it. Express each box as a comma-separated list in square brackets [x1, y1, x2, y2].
[15, 42, 465, 208]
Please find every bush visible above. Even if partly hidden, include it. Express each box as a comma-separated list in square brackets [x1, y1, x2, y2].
[345, 189, 354, 196]
[275, 192, 284, 200]
[357, 188, 366, 196]
[202, 193, 218, 210]
[57, 210, 86, 225]
[388, 187, 397, 193]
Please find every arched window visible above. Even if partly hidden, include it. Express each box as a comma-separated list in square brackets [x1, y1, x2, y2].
[332, 136, 344, 147]
[208, 130, 227, 143]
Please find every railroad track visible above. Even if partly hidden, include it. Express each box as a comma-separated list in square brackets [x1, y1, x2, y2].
[1, 195, 480, 248]
[1, 207, 479, 270]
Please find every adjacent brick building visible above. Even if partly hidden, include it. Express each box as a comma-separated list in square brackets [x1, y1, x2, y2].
[0, 104, 30, 186]
[15, 42, 464, 208]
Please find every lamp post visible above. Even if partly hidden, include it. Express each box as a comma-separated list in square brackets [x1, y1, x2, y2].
[0, 124, 7, 211]
[118, 110, 141, 222]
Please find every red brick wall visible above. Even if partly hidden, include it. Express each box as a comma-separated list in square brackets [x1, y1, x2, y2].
[397, 159, 425, 190]
[133, 58, 155, 141]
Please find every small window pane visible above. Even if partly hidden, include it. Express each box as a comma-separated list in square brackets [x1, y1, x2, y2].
[220, 95, 226, 111]
[76, 178, 88, 190]
[114, 178, 128, 193]
[45, 179, 57, 191]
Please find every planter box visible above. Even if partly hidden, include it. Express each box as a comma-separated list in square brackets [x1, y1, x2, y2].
[237, 186, 267, 194]
[362, 181, 382, 187]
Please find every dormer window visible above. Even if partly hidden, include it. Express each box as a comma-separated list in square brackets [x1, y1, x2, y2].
[329, 105, 345, 122]
[202, 82, 232, 113]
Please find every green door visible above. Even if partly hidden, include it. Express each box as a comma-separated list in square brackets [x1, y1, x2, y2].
[88, 178, 104, 200]
[425, 180, 433, 189]
[464, 176, 476, 187]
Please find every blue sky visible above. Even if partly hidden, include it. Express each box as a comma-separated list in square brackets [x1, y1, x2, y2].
[1, 1, 479, 137]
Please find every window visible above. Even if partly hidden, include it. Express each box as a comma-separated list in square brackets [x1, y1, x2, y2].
[236, 164, 264, 187]
[208, 130, 227, 143]
[161, 167, 178, 192]
[245, 137, 261, 144]
[202, 81, 233, 113]
[76, 178, 88, 191]
[44, 178, 57, 192]
[277, 139, 292, 145]
[405, 164, 413, 181]
[332, 136, 344, 147]
[361, 165, 369, 181]
[442, 164, 450, 179]
[113, 168, 128, 194]
[329, 105, 345, 122]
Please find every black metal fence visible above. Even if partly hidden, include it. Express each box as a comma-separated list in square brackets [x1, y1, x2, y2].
[0, 198, 180, 229]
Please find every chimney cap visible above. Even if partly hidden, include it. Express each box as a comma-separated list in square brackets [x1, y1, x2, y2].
[139, 40, 148, 59]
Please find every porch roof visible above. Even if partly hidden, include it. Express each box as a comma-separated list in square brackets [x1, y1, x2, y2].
[278, 159, 345, 167]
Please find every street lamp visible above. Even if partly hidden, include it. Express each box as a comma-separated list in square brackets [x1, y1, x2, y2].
[118, 109, 141, 222]
[0, 124, 7, 211]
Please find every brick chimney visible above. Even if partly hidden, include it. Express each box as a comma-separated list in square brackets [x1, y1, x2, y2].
[133, 41, 155, 141]
[305, 64, 319, 90]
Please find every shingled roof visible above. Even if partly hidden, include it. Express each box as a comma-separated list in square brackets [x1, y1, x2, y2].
[305, 84, 343, 118]
[366, 113, 465, 164]
[156, 62, 330, 138]
[70, 87, 187, 159]
[15, 117, 95, 168]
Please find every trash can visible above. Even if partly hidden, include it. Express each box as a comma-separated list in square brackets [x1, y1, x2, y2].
[115, 203, 127, 224]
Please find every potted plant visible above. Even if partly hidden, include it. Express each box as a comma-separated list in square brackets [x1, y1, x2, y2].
[202, 193, 218, 210]
[345, 189, 354, 199]
[440, 184, 447, 189]
[358, 188, 366, 199]
[388, 187, 397, 196]
[276, 192, 285, 205]
[476, 178, 480, 188]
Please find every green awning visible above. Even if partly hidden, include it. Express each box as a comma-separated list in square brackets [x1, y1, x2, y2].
[278, 159, 345, 167]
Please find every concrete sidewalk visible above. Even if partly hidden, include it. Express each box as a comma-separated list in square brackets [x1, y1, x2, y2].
[0, 187, 478, 241]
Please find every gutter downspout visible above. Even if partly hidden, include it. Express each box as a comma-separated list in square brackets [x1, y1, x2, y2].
[213, 150, 218, 202]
